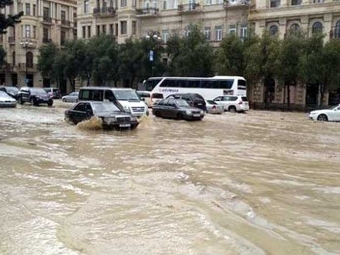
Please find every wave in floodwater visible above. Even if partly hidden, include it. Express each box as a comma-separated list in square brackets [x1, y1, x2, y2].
[76, 116, 104, 130]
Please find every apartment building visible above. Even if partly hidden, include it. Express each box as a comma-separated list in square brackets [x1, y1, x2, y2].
[0, 0, 77, 90]
[249, 0, 340, 106]
[77, 0, 250, 45]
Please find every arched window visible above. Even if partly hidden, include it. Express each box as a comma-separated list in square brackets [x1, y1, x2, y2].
[269, 25, 278, 36]
[12, 51, 15, 65]
[335, 21, 340, 38]
[26, 52, 33, 68]
[290, 23, 300, 35]
[312, 22, 323, 34]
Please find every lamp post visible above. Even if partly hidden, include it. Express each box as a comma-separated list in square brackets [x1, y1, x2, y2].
[145, 31, 162, 77]
[20, 39, 33, 86]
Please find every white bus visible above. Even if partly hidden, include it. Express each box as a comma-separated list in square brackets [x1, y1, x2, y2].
[144, 76, 247, 100]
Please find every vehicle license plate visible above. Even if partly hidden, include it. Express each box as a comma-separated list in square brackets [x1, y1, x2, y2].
[193, 114, 200, 117]
[119, 124, 131, 128]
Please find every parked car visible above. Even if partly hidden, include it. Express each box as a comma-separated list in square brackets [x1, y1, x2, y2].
[0, 91, 17, 107]
[309, 104, 340, 121]
[62, 92, 79, 103]
[166, 93, 207, 112]
[206, 100, 224, 114]
[18, 87, 53, 106]
[43, 87, 62, 99]
[0, 86, 19, 100]
[213, 95, 249, 113]
[152, 98, 205, 120]
[65, 101, 139, 130]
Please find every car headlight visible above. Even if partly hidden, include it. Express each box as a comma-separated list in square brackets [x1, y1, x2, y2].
[185, 110, 192, 115]
[200, 110, 204, 115]
[104, 117, 116, 123]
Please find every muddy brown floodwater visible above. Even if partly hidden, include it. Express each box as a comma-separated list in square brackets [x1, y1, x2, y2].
[0, 102, 340, 255]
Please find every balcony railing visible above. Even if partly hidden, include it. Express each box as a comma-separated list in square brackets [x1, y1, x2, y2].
[43, 16, 52, 23]
[8, 36, 15, 44]
[43, 38, 52, 43]
[61, 19, 71, 27]
[18, 63, 37, 71]
[178, 3, 200, 12]
[93, 6, 116, 16]
[223, 0, 249, 8]
[136, 7, 159, 16]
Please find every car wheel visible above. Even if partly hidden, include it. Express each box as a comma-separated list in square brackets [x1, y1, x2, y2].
[229, 106, 236, 113]
[18, 96, 24, 105]
[154, 111, 161, 117]
[62, 98, 66, 102]
[177, 113, 183, 120]
[47, 100, 53, 107]
[30, 97, 37, 106]
[317, 114, 328, 121]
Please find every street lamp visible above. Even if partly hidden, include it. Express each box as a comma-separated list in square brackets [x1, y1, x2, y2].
[20, 39, 33, 86]
[145, 31, 162, 77]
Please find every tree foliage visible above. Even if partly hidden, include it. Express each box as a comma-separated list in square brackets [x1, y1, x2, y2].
[0, 0, 23, 34]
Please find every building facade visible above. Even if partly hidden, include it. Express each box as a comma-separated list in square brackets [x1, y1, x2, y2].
[249, 0, 340, 106]
[0, 0, 77, 92]
[77, 0, 250, 45]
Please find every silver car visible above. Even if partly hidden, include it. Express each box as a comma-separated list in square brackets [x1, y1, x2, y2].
[0, 91, 17, 107]
[206, 100, 224, 114]
[62, 92, 79, 103]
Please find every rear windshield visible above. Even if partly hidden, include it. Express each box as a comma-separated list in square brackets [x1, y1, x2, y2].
[152, 93, 164, 99]
[241, 97, 248, 101]
[238, 80, 247, 90]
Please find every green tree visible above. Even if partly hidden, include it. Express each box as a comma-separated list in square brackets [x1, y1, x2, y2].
[37, 43, 58, 81]
[0, 0, 23, 34]
[167, 24, 214, 77]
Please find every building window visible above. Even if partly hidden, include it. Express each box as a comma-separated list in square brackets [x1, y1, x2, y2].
[110, 24, 114, 35]
[25, 3, 31, 15]
[120, 21, 127, 35]
[215, 26, 222, 41]
[26, 52, 33, 68]
[82, 26, 86, 38]
[132, 0, 137, 7]
[61, 10, 66, 20]
[121, 0, 127, 7]
[270, 0, 280, 7]
[163, 1, 167, 9]
[96, 25, 100, 36]
[43, 7, 50, 18]
[269, 25, 278, 36]
[61, 31, 66, 45]
[84, 0, 89, 13]
[291, 0, 301, 5]
[205, 0, 212, 5]
[33, 26, 36, 38]
[204, 27, 211, 41]
[102, 25, 106, 34]
[24, 25, 31, 38]
[240, 26, 247, 38]
[132, 21, 136, 35]
[290, 23, 300, 35]
[115, 23, 118, 36]
[312, 22, 323, 34]
[335, 21, 340, 38]
[162, 30, 168, 43]
[87, 26, 91, 38]
[229, 27, 236, 35]
[33, 4, 36, 16]
[43, 28, 49, 40]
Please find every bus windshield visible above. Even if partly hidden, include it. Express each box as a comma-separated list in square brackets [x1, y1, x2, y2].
[145, 78, 162, 91]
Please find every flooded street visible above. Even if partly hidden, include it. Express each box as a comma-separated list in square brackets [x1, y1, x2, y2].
[0, 102, 340, 255]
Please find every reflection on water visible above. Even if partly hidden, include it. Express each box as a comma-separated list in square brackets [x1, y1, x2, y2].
[0, 105, 340, 255]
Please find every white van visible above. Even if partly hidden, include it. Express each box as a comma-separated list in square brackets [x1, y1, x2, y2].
[78, 87, 148, 118]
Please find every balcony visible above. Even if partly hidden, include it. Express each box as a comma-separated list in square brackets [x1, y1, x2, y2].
[178, 3, 200, 13]
[136, 7, 159, 17]
[43, 16, 52, 24]
[8, 36, 15, 44]
[61, 19, 71, 27]
[223, 0, 249, 8]
[93, 6, 116, 17]
[18, 63, 38, 72]
[43, 38, 52, 43]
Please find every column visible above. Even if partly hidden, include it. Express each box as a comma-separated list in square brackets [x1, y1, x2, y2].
[324, 14, 332, 42]
[279, 17, 286, 39]
[300, 15, 308, 35]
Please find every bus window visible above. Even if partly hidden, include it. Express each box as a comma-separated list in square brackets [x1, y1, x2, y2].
[145, 78, 162, 91]
[188, 79, 200, 88]
[220, 79, 234, 89]
[212, 80, 220, 88]
[238, 79, 247, 90]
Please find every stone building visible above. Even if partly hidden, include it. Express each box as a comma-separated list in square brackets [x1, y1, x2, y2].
[249, 0, 340, 107]
[0, 0, 77, 92]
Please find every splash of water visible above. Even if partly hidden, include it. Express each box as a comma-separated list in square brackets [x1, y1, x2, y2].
[76, 116, 103, 130]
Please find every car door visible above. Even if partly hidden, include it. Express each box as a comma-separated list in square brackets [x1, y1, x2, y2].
[213, 96, 223, 106]
[160, 99, 171, 117]
[333, 106, 340, 121]
[167, 98, 178, 118]
[69, 102, 93, 124]
[21, 88, 30, 102]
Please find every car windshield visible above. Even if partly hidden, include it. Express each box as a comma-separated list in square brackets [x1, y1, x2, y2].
[175, 99, 190, 107]
[31, 88, 47, 95]
[6, 87, 19, 94]
[92, 102, 121, 113]
[207, 100, 217, 105]
[113, 90, 140, 101]
[0, 91, 12, 98]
